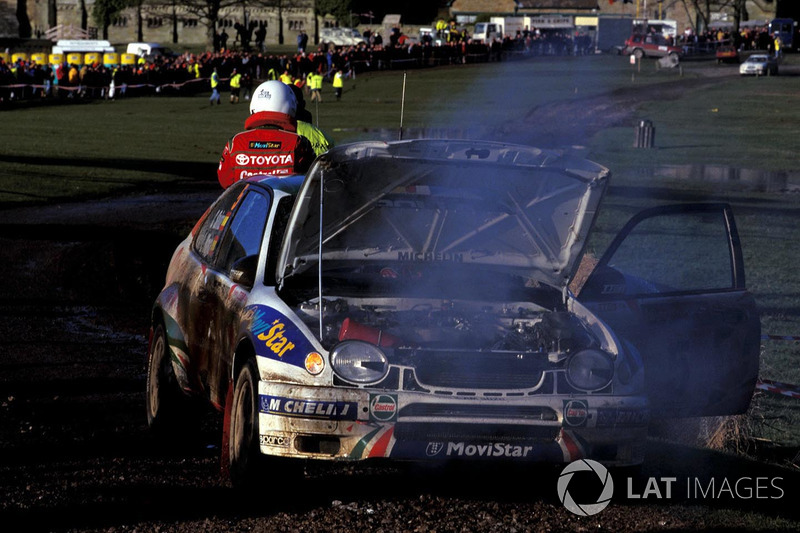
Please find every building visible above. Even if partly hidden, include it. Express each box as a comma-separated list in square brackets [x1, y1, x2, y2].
[1, 0, 318, 50]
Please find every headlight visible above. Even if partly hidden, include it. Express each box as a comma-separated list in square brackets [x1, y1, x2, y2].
[330, 341, 389, 384]
[566, 349, 614, 391]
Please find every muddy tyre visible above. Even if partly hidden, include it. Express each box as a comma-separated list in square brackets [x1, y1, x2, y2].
[229, 358, 264, 488]
[228, 358, 303, 489]
[145, 323, 185, 432]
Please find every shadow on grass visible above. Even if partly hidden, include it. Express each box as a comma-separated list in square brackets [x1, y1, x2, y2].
[0, 154, 217, 179]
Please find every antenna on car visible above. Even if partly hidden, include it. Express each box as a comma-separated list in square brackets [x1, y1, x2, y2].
[399, 72, 407, 140]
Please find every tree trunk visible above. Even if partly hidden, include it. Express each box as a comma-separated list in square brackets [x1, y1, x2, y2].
[16, 0, 32, 38]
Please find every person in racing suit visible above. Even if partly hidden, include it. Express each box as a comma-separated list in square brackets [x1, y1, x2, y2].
[217, 80, 316, 189]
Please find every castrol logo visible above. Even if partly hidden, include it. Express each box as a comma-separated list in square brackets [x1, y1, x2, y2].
[235, 153, 294, 166]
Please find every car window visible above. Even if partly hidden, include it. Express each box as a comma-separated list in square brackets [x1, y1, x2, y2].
[603, 209, 733, 294]
[193, 184, 248, 264]
[217, 190, 271, 274]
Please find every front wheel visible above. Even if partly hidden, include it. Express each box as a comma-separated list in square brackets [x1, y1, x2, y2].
[228, 358, 304, 489]
[633, 48, 644, 59]
[146, 323, 184, 432]
[229, 358, 262, 488]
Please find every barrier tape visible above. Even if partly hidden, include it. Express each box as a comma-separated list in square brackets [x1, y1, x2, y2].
[761, 334, 800, 341]
[1, 76, 214, 95]
[756, 378, 800, 399]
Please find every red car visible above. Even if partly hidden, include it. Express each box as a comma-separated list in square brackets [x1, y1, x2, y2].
[716, 45, 740, 64]
[624, 33, 682, 61]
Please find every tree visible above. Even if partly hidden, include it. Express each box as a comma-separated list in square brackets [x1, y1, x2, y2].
[316, 0, 353, 26]
[92, 0, 132, 39]
[16, 0, 32, 38]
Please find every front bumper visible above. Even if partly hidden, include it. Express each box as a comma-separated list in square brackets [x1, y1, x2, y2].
[256, 381, 650, 466]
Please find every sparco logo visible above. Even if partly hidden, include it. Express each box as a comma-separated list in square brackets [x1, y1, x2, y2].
[235, 153, 294, 166]
[557, 459, 614, 516]
[259, 434, 290, 447]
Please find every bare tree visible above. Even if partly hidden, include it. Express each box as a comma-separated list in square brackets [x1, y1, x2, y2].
[16, 0, 32, 38]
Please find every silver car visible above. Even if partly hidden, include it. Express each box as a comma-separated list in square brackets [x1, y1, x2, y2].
[146, 140, 759, 486]
[739, 54, 778, 76]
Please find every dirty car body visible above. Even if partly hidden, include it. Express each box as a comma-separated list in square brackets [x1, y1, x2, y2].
[147, 140, 759, 483]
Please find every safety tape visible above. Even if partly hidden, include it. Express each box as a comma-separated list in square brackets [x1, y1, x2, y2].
[1, 76, 215, 94]
[756, 378, 800, 399]
[761, 334, 800, 341]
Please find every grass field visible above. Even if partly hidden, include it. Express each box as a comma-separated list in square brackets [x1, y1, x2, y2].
[1, 52, 798, 455]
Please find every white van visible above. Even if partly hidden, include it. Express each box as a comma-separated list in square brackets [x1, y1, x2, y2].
[126, 42, 175, 59]
[319, 28, 365, 46]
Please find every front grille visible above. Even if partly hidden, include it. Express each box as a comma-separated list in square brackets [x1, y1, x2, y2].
[408, 350, 547, 390]
[399, 403, 557, 421]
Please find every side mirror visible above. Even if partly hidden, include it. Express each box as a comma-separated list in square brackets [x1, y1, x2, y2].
[230, 255, 258, 288]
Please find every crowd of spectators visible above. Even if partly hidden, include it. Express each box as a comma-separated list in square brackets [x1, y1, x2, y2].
[0, 22, 784, 103]
[678, 25, 783, 54]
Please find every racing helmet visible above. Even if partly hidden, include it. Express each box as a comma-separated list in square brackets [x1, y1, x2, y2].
[250, 80, 297, 117]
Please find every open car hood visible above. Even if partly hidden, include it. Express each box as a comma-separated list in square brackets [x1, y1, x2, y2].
[277, 140, 609, 290]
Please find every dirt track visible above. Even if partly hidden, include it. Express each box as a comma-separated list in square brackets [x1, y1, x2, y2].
[1, 64, 799, 532]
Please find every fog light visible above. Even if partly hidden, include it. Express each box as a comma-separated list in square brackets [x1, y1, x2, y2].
[305, 352, 324, 375]
[330, 341, 389, 384]
[566, 349, 614, 391]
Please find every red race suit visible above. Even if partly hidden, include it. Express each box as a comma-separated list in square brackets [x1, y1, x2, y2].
[217, 111, 316, 188]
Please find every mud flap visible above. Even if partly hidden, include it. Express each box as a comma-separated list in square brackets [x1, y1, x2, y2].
[219, 378, 234, 482]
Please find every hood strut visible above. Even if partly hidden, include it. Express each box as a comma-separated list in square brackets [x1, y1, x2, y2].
[318, 170, 324, 341]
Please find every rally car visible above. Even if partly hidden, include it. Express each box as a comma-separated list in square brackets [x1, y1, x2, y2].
[146, 140, 760, 487]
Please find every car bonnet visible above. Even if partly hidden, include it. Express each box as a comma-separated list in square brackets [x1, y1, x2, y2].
[277, 140, 609, 290]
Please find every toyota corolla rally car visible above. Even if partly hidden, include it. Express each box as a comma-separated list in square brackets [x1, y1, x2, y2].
[146, 140, 759, 486]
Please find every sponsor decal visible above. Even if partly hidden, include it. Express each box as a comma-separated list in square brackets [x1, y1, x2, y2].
[247, 306, 315, 368]
[249, 140, 282, 150]
[234, 153, 294, 167]
[441, 441, 534, 458]
[596, 408, 649, 427]
[369, 394, 397, 422]
[563, 399, 588, 427]
[426, 442, 445, 457]
[397, 251, 463, 263]
[238, 168, 292, 180]
[260, 395, 358, 420]
[260, 433, 291, 447]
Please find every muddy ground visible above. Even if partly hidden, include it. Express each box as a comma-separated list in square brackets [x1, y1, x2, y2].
[1, 62, 799, 532]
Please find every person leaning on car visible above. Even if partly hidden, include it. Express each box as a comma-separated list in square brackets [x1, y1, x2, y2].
[217, 80, 316, 189]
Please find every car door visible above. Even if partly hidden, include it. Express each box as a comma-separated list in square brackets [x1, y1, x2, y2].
[578, 203, 760, 418]
[188, 184, 272, 405]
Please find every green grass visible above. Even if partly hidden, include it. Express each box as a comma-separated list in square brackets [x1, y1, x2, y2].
[1, 52, 799, 453]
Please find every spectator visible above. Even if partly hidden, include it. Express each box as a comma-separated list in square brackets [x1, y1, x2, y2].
[209, 67, 221, 105]
[217, 80, 315, 188]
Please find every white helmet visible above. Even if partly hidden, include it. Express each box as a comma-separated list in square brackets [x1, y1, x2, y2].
[250, 80, 297, 117]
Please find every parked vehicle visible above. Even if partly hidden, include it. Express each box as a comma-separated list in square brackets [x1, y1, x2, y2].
[716, 45, 739, 64]
[769, 18, 796, 51]
[319, 27, 365, 47]
[147, 140, 760, 487]
[739, 54, 778, 76]
[624, 33, 682, 61]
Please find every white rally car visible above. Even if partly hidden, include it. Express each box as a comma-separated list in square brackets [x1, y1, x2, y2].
[146, 140, 759, 486]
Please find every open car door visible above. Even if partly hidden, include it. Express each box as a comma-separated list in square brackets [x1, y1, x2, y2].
[578, 203, 760, 418]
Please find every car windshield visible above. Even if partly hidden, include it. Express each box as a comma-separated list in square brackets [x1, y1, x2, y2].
[278, 141, 608, 290]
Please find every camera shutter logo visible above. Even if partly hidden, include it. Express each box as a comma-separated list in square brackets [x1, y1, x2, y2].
[557, 459, 614, 516]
